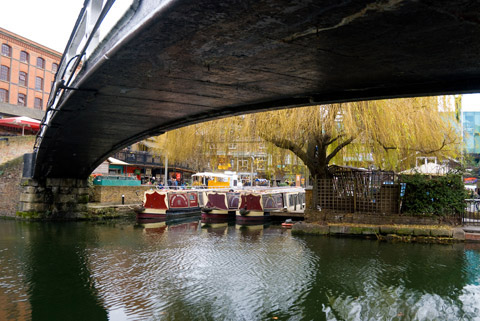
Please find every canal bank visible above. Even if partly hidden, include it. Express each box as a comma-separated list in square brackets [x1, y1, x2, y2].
[0, 156, 476, 243]
[292, 221, 467, 243]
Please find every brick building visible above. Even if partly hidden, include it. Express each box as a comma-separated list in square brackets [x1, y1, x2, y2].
[0, 27, 61, 118]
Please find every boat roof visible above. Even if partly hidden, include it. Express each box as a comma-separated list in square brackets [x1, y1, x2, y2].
[192, 172, 238, 178]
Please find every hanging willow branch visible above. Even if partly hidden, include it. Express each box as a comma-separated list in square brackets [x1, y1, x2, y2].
[148, 96, 461, 175]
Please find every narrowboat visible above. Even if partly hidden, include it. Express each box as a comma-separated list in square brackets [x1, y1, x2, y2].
[236, 191, 271, 223]
[271, 188, 306, 214]
[201, 190, 240, 222]
[136, 189, 201, 219]
[236, 187, 306, 223]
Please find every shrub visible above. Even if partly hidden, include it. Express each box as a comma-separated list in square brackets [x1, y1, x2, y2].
[400, 173, 467, 216]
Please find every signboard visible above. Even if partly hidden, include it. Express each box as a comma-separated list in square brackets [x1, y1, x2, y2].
[176, 172, 181, 181]
[296, 174, 301, 187]
[145, 168, 152, 176]
[464, 177, 478, 184]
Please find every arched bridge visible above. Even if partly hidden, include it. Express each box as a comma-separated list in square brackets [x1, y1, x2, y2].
[33, 0, 480, 179]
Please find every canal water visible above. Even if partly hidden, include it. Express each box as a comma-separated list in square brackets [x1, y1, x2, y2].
[1, 218, 480, 321]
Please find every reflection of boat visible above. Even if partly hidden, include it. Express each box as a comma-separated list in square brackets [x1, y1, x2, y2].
[136, 219, 167, 234]
[200, 222, 230, 236]
[166, 218, 199, 233]
[235, 223, 269, 239]
[137, 216, 200, 234]
[201, 191, 240, 221]
[136, 189, 202, 219]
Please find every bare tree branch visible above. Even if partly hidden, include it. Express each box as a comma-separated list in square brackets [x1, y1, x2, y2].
[263, 135, 309, 165]
[326, 136, 355, 163]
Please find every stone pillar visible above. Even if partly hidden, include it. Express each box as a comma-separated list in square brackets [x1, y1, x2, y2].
[18, 178, 90, 219]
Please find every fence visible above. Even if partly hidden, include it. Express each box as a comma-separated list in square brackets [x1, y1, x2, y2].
[464, 199, 480, 226]
[315, 167, 401, 215]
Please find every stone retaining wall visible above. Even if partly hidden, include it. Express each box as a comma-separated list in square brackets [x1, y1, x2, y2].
[18, 178, 90, 219]
[305, 208, 460, 226]
[292, 222, 460, 243]
[0, 157, 23, 217]
[0, 136, 35, 165]
[91, 185, 153, 204]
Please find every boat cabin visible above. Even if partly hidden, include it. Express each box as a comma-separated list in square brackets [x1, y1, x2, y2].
[192, 172, 242, 189]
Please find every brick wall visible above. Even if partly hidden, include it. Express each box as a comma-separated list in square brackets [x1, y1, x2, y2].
[0, 157, 23, 217]
[0, 136, 35, 164]
[0, 27, 61, 110]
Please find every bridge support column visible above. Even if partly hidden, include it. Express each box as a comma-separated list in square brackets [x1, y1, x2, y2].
[18, 178, 90, 219]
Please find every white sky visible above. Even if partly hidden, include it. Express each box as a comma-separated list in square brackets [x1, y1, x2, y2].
[1, 0, 85, 52]
[462, 94, 480, 112]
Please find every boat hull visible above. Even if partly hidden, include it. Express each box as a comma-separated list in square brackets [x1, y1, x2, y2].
[201, 211, 235, 223]
[235, 211, 270, 223]
[137, 207, 201, 220]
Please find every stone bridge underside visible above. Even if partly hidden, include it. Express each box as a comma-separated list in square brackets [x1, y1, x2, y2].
[34, 0, 480, 179]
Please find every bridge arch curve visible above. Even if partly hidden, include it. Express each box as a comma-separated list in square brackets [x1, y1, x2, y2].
[33, 0, 480, 179]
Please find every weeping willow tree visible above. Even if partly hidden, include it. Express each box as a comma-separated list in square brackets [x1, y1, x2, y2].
[148, 96, 461, 179]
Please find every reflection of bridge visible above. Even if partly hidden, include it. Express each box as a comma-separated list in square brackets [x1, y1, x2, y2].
[20, 0, 480, 218]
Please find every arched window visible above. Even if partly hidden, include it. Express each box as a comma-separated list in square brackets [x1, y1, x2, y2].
[20, 51, 29, 63]
[52, 63, 58, 73]
[36, 57, 45, 69]
[1, 44, 11, 57]
[0, 66, 10, 81]
[19, 71, 27, 87]
[0, 89, 8, 103]
[18, 93, 26, 106]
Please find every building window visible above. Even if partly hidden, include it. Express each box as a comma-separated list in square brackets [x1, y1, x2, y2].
[35, 77, 43, 90]
[1, 44, 11, 57]
[52, 63, 58, 73]
[34, 97, 42, 109]
[20, 51, 29, 63]
[36, 57, 45, 69]
[18, 93, 26, 106]
[0, 65, 10, 81]
[0, 89, 8, 103]
[19, 71, 27, 86]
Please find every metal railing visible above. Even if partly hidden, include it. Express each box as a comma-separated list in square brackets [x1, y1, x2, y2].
[464, 199, 480, 226]
[34, 0, 137, 151]
[113, 150, 196, 172]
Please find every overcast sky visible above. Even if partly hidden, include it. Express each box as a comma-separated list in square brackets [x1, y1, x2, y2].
[2, 0, 85, 52]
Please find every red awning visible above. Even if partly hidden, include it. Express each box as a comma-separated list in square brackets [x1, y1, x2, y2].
[0, 116, 41, 135]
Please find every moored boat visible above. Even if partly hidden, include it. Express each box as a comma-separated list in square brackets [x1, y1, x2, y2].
[201, 190, 240, 222]
[136, 189, 201, 219]
[235, 187, 306, 223]
[236, 191, 271, 223]
[281, 219, 294, 228]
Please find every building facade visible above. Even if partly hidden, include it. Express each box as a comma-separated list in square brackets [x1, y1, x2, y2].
[0, 27, 61, 116]
[463, 111, 480, 155]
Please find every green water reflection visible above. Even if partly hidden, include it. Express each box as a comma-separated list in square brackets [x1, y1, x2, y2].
[1, 218, 480, 321]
